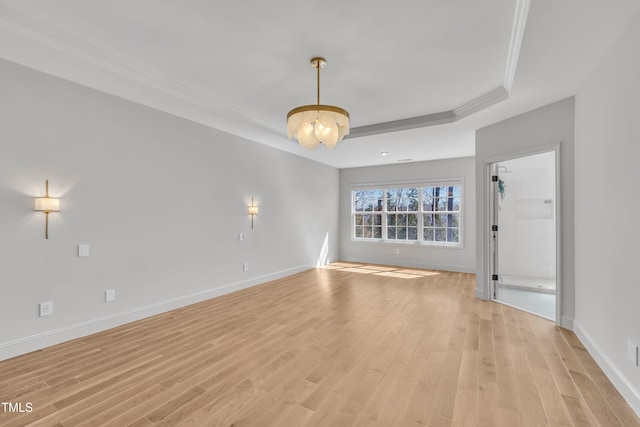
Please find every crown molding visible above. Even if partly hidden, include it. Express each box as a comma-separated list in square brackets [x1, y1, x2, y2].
[0, 2, 529, 141]
[349, 111, 456, 138]
[350, 86, 509, 138]
[454, 86, 510, 118]
[0, 4, 283, 135]
[349, 0, 530, 139]
[504, 0, 531, 90]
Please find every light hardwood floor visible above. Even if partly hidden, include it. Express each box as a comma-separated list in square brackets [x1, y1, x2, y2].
[1, 263, 638, 426]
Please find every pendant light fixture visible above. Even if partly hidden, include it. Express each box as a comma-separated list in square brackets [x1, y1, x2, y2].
[287, 57, 350, 150]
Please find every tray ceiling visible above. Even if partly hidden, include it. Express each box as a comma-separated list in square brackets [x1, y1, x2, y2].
[1, 0, 639, 167]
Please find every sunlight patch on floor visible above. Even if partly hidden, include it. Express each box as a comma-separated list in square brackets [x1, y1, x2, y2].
[320, 262, 440, 280]
[373, 271, 423, 279]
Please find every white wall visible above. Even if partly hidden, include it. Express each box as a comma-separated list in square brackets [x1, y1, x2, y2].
[497, 152, 556, 280]
[339, 157, 476, 272]
[475, 97, 575, 328]
[0, 58, 339, 360]
[575, 9, 640, 415]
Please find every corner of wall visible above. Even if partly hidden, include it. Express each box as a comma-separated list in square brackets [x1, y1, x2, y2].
[560, 316, 574, 331]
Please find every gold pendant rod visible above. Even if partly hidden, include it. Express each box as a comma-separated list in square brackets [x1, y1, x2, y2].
[45, 180, 50, 239]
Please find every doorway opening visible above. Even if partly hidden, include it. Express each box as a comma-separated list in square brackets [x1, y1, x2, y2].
[490, 150, 558, 321]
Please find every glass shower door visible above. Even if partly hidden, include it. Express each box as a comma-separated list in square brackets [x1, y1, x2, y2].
[491, 151, 557, 321]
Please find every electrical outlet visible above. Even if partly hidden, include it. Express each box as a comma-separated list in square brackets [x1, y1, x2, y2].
[395, 248, 400, 255]
[627, 340, 638, 366]
[239, 233, 245, 241]
[39, 301, 53, 317]
[243, 262, 249, 272]
[105, 289, 115, 302]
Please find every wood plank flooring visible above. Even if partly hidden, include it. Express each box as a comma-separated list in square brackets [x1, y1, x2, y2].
[0, 262, 638, 426]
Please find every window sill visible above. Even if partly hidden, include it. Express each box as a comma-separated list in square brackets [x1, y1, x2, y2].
[351, 238, 463, 249]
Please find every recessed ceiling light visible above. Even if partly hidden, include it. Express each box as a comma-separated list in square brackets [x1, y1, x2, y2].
[380, 151, 388, 156]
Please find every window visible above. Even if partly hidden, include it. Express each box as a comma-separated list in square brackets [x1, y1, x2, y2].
[353, 189, 383, 239]
[351, 181, 462, 246]
[386, 188, 419, 241]
[422, 186, 461, 244]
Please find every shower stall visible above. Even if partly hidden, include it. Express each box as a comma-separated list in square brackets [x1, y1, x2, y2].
[491, 150, 557, 320]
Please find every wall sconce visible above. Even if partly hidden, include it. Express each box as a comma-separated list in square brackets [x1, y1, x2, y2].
[248, 197, 259, 229]
[34, 180, 60, 239]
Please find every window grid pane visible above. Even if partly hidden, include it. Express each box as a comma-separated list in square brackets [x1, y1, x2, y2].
[354, 190, 383, 212]
[386, 213, 418, 241]
[353, 213, 382, 240]
[354, 183, 461, 246]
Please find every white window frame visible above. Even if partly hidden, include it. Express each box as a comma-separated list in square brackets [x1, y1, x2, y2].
[385, 187, 420, 242]
[351, 179, 464, 248]
[352, 189, 384, 240]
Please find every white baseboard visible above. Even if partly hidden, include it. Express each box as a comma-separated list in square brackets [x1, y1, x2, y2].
[561, 316, 574, 330]
[573, 320, 640, 418]
[475, 288, 486, 300]
[0, 263, 313, 361]
[340, 256, 476, 274]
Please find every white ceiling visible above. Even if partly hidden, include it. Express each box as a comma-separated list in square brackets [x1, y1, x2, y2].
[1, 0, 639, 168]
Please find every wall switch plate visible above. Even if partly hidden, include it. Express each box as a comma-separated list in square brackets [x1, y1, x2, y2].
[39, 301, 53, 317]
[627, 340, 638, 366]
[105, 289, 115, 302]
[243, 262, 249, 272]
[239, 233, 245, 241]
[78, 244, 90, 257]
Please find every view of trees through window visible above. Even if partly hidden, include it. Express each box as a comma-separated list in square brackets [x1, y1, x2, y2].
[352, 182, 461, 245]
[353, 189, 383, 239]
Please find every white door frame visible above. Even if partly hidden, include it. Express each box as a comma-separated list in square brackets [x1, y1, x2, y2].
[483, 142, 562, 325]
